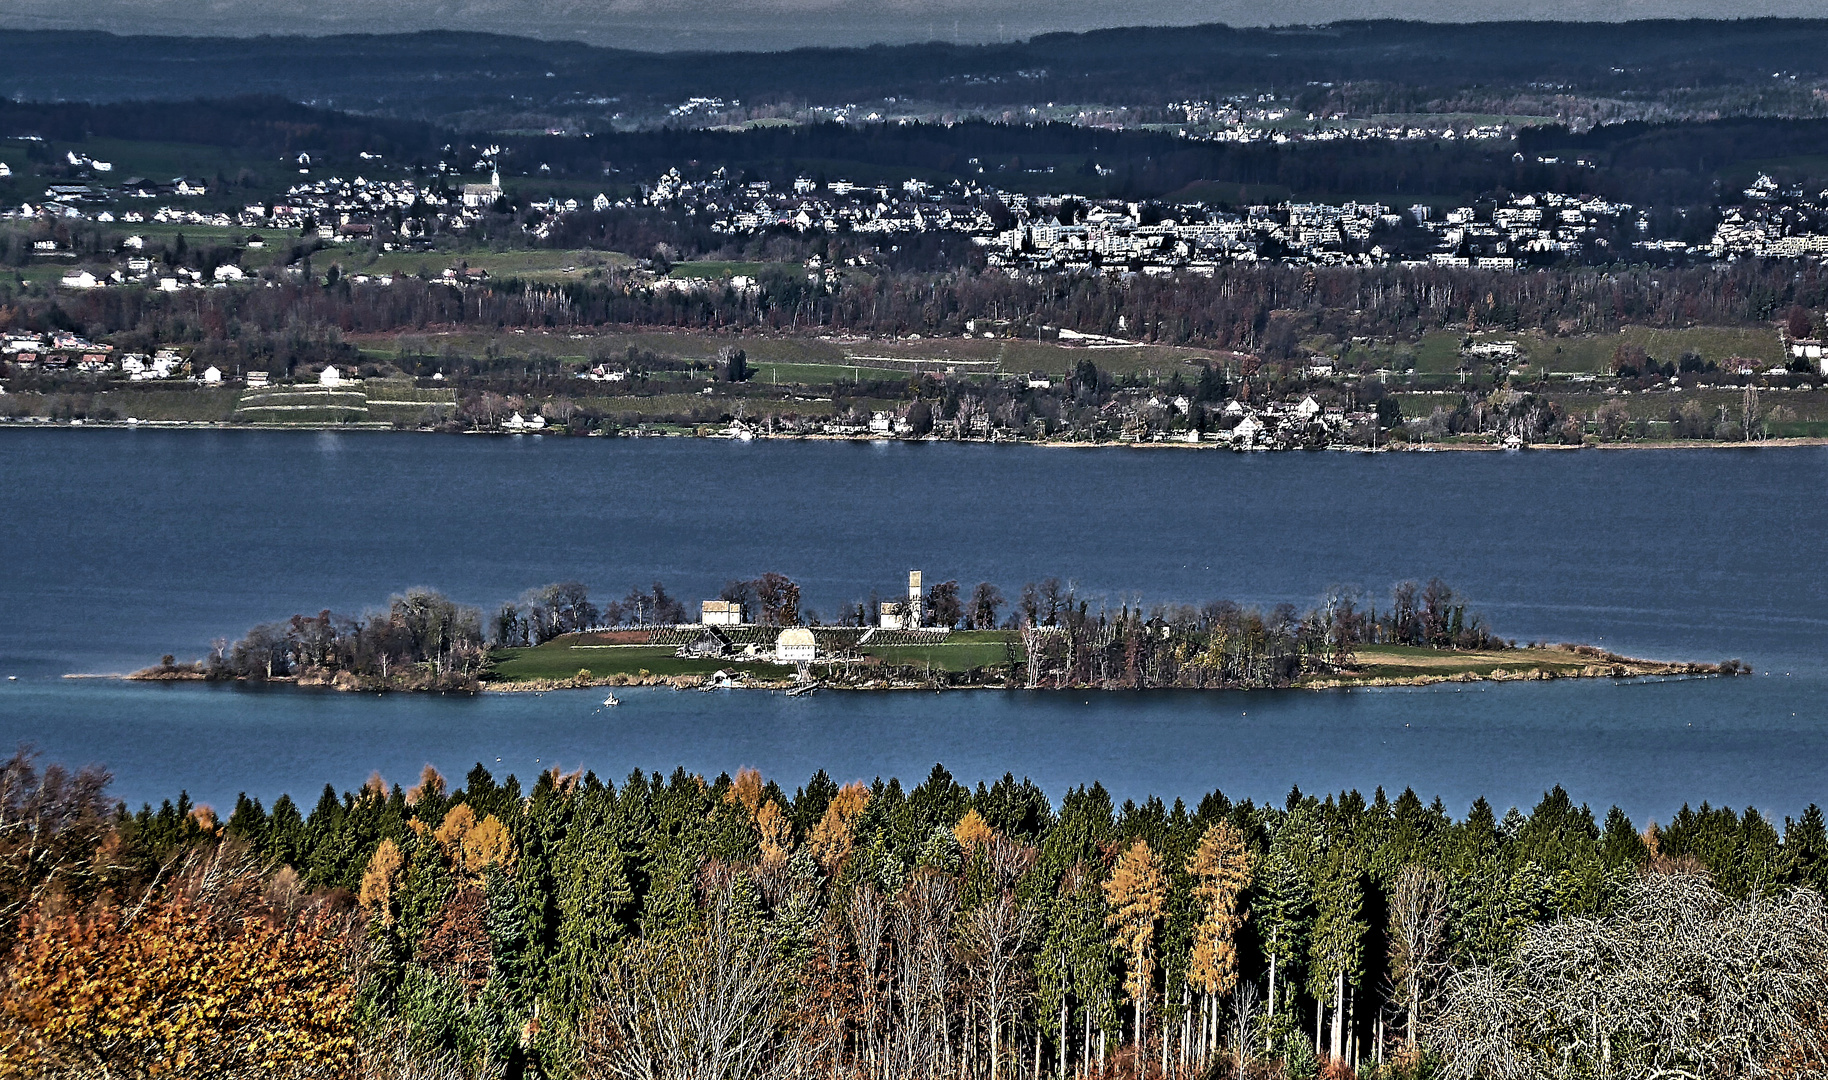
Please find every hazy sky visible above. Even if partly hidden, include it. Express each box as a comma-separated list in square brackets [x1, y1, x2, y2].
[0, 0, 1818, 51]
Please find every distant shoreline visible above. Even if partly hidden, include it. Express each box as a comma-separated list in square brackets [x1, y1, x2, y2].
[4, 420, 1825, 452]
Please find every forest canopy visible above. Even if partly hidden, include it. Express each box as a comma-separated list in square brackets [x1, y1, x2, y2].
[5, 747, 1827, 1079]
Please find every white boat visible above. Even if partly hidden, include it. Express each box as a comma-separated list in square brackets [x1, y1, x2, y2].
[601, 693, 620, 707]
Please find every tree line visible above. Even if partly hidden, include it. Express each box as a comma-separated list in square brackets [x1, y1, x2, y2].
[13, 256, 1828, 368]
[6, 746, 1828, 1079]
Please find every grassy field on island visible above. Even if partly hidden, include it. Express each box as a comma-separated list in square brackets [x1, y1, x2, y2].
[487, 644, 785, 682]
[1319, 643, 1678, 684]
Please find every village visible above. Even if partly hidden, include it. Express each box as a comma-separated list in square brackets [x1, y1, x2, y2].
[8, 143, 1828, 289]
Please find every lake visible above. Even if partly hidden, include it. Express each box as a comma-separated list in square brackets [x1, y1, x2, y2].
[2, 429, 1824, 823]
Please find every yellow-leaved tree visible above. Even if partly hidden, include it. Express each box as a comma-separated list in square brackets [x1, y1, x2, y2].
[755, 799, 792, 868]
[807, 782, 870, 873]
[1103, 837, 1167, 1053]
[0, 866, 357, 1077]
[460, 813, 516, 876]
[954, 807, 995, 854]
[358, 838, 405, 925]
[1186, 821, 1253, 1065]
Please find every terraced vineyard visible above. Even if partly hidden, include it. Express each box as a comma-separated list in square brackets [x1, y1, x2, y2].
[232, 380, 456, 426]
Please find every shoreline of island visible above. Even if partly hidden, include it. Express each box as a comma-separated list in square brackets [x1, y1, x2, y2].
[121, 646, 1745, 695]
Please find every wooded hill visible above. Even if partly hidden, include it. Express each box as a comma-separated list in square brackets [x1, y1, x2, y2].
[6, 21, 1828, 116]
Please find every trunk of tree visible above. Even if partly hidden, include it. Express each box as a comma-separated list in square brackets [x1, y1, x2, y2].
[1376, 1009, 1384, 1067]
[1315, 998, 1323, 1062]
[1160, 1006, 1168, 1080]
[1058, 996, 1067, 1080]
[1180, 985, 1190, 1076]
[1407, 991, 1417, 1050]
[990, 1004, 998, 1080]
[1346, 986, 1355, 1068]
[1266, 953, 1278, 1054]
[1332, 971, 1346, 1063]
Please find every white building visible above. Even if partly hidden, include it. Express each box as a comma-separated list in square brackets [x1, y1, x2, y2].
[775, 626, 817, 663]
[879, 571, 925, 629]
[700, 599, 744, 626]
[319, 365, 343, 386]
[201, 366, 222, 384]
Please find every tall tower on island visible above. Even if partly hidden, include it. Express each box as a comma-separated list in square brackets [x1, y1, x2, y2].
[908, 570, 923, 628]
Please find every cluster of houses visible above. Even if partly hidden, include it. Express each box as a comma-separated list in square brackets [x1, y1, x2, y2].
[1167, 99, 1516, 145]
[631, 170, 1674, 274]
[1706, 175, 1828, 259]
[750, 388, 1379, 449]
[0, 334, 217, 381]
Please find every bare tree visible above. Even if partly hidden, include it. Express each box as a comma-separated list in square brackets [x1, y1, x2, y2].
[582, 863, 809, 1080]
[1387, 864, 1451, 1050]
[960, 836, 1038, 1080]
[0, 747, 114, 941]
[847, 884, 888, 1079]
[1432, 872, 1828, 1079]
[1229, 980, 1261, 1072]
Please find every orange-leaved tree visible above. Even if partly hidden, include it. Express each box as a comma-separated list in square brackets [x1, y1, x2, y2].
[807, 782, 870, 874]
[0, 852, 358, 1078]
[1187, 821, 1253, 1063]
[1103, 837, 1167, 1054]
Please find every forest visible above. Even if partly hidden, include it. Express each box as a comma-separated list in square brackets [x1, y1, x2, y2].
[11, 247, 1828, 367]
[5, 745, 1827, 1080]
[8, 95, 1828, 204]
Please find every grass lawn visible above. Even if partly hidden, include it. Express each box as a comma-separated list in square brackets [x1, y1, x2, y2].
[1411, 332, 1465, 374]
[489, 644, 785, 682]
[1518, 326, 1782, 375]
[1330, 643, 1635, 683]
[320, 247, 631, 283]
[669, 260, 771, 279]
[867, 640, 1014, 672]
[488, 630, 1022, 684]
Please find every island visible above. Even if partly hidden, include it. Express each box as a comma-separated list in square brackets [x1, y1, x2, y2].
[126, 573, 1747, 693]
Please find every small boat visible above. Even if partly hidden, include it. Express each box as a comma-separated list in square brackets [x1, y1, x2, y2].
[601, 693, 620, 707]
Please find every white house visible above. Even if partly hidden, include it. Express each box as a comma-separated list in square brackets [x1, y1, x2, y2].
[700, 599, 744, 626]
[502, 412, 547, 431]
[1295, 396, 1322, 420]
[775, 626, 817, 663]
[213, 264, 245, 282]
[59, 271, 100, 289]
[201, 366, 222, 384]
[319, 365, 343, 387]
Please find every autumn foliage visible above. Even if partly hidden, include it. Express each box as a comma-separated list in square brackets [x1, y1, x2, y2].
[0, 847, 357, 1079]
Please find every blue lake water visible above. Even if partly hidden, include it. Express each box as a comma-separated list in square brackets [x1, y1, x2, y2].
[2, 428, 1824, 823]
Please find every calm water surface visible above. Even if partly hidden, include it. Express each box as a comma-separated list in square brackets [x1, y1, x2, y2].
[1, 429, 1823, 821]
